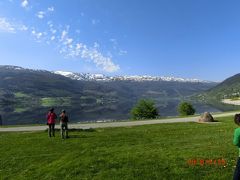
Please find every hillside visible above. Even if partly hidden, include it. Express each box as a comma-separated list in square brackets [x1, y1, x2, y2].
[0, 65, 218, 125]
[195, 73, 240, 111]
[207, 73, 240, 99]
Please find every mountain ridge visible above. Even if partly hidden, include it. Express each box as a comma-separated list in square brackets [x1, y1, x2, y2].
[0, 65, 213, 83]
[54, 70, 214, 83]
[193, 73, 240, 112]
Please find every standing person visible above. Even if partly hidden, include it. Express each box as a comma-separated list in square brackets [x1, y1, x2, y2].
[47, 108, 57, 137]
[233, 114, 240, 180]
[59, 110, 69, 139]
[0, 114, 2, 126]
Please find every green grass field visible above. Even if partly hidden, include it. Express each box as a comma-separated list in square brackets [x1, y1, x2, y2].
[41, 97, 71, 107]
[14, 92, 31, 98]
[0, 116, 239, 180]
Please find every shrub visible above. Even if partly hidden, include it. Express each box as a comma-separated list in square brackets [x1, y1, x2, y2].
[131, 99, 159, 120]
[178, 102, 195, 116]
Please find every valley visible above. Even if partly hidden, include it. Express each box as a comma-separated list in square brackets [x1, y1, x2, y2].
[0, 65, 220, 125]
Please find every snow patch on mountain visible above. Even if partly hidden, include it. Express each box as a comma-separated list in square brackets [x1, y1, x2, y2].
[53, 70, 212, 83]
[0, 66, 212, 83]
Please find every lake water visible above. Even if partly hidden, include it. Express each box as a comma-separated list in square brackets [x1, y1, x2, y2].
[0, 101, 221, 125]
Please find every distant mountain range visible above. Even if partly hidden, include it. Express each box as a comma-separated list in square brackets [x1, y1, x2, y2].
[1, 65, 215, 83]
[54, 70, 212, 83]
[0, 65, 219, 125]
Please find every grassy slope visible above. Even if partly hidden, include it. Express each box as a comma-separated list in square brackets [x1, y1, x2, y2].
[0, 116, 239, 180]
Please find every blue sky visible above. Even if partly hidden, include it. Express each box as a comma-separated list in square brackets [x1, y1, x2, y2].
[1, 0, 240, 81]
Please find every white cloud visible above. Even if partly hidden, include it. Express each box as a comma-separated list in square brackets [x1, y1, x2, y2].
[37, 7, 54, 19]
[60, 39, 119, 72]
[110, 38, 117, 43]
[47, 21, 53, 27]
[94, 42, 100, 48]
[0, 17, 15, 33]
[64, 38, 73, 46]
[31, 30, 43, 41]
[21, 0, 28, 8]
[76, 43, 82, 49]
[55, 27, 119, 72]
[36, 11, 46, 19]
[61, 30, 68, 41]
[88, 49, 120, 72]
[119, 50, 128, 56]
[48, 7, 54, 12]
[36, 32, 42, 39]
[47, 22, 57, 34]
[19, 25, 28, 31]
[1, 14, 119, 72]
[51, 29, 57, 34]
[0, 17, 29, 34]
[110, 38, 118, 49]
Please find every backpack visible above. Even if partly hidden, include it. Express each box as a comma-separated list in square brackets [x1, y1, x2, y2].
[234, 114, 240, 124]
[64, 115, 69, 123]
[61, 114, 69, 123]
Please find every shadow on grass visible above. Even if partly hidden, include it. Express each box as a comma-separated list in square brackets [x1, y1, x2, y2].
[44, 128, 96, 133]
[68, 135, 87, 139]
[69, 128, 96, 132]
[196, 119, 221, 124]
[68, 129, 96, 139]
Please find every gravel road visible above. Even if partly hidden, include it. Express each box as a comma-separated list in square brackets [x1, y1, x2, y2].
[0, 112, 236, 132]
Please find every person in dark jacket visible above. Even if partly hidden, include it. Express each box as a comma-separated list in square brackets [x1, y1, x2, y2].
[59, 110, 69, 139]
[47, 108, 57, 137]
[0, 114, 2, 126]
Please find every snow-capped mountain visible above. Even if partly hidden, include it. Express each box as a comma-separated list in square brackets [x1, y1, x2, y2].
[0, 66, 211, 83]
[1, 65, 48, 73]
[54, 70, 211, 83]
[54, 71, 108, 81]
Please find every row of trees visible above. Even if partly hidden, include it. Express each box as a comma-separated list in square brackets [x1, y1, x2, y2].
[131, 99, 195, 120]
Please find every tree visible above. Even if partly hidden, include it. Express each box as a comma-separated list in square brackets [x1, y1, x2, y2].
[131, 99, 159, 120]
[178, 102, 195, 116]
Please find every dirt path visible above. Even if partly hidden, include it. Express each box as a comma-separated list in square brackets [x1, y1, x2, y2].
[0, 112, 236, 132]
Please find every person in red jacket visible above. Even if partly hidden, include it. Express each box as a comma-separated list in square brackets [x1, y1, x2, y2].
[47, 108, 57, 137]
